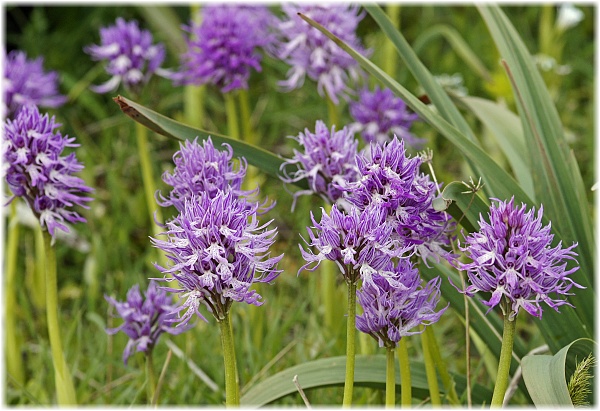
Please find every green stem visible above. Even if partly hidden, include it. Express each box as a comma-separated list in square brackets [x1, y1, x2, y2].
[397, 338, 411, 406]
[184, 4, 205, 129]
[135, 122, 163, 241]
[386, 346, 396, 407]
[33, 223, 46, 310]
[383, 4, 401, 77]
[342, 280, 357, 407]
[420, 326, 441, 406]
[426, 325, 459, 405]
[219, 311, 240, 406]
[224, 92, 240, 140]
[43, 231, 77, 405]
[238, 89, 259, 194]
[490, 311, 517, 406]
[146, 351, 156, 405]
[6, 201, 25, 386]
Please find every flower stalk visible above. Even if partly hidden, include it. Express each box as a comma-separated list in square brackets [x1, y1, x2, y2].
[490, 300, 517, 407]
[219, 311, 240, 406]
[386, 346, 396, 407]
[146, 352, 157, 405]
[343, 278, 357, 407]
[420, 326, 441, 406]
[43, 231, 77, 405]
[397, 339, 411, 406]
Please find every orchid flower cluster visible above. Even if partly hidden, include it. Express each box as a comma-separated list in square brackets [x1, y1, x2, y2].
[152, 138, 282, 324]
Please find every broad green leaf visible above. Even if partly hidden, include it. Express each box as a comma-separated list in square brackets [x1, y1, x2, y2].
[240, 355, 492, 407]
[297, 12, 532, 207]
[478, 6, 594, 331]
[412, 24, 492, 82]
[522, 338, 595, 406]
[113, 95, 308, 190]
[457, 96, 534, 196]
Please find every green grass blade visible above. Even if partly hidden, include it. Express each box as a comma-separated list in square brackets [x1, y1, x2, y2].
[457, 96, 534, 196]
[441, 181, 490, 233]
[412, 24, 492, 82]
[240, 355, 492, 406]
[477, 6, 594, 327]
[113, 95, 308, 190]
[297, 12, 532, 206]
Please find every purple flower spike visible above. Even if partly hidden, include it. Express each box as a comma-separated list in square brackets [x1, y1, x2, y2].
[356, 260, 447, 348]
[339, 137, 453, 264]
[3, 105, 93, 238]
[4, 50, 67, 118]
[85, 17, 166, 94]
[280, 120, 359, 208]
[270, 4, 370, 104]
[350, 86, 423, 148]
[151, 191, 283, 325]
[158, 137, 248, 210]
[459, 197, 583, 320]
[299, 204, 412, 286]
[174, 5, 274, 92]
[105, 281, 189, 365]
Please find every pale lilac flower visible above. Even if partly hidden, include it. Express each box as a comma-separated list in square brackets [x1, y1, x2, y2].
[349, 86, 423, 148]
[85, 17, 166, 94]
[339, 137, 453, 264]
[459, 197, 582, 320]
[270, 4, 369, 104]
[105, 281, 188, 364]
[4, 50, 67, 118]
[158, 137, 248, 210]
[2, 105, 93, 238]
[173, 5, 274, 92]
[151, 191, 283, 325]
[280, 120, 359, 208]
[356, 260, 447, 348]
[299, 204, 411, 288]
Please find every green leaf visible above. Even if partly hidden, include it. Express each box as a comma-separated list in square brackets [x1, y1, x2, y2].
[113, 95, 308, 190]
[440, 181, 490, 233]
[412, 24, 492, 82]
[478, 5, 594, 332]
[522, 338, 595, 406]
[457, 96, 534, 196]
[240, 355, 492, 406]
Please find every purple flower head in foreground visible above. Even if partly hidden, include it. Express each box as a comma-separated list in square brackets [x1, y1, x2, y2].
[151, 190, 283, 325]
[299, 204, 411, 288]
[357, 260, 447, 348]
[280, 120, 359, 208]
[459, 197, 582, 320]
[105, 281, 188, 364]
[3, 105, 93, 238]
[4, 50, 67, 118]
[174, 5, 274, 92]
[270, 4, 370, 104]
[158, 137, 248, 210]
[339, 137, 453, 264]
[350, 86, 424, 148]
[85, 17, 166, 94]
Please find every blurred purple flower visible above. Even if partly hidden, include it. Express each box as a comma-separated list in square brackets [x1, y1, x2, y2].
[299, 204, 411, 288]
[280, 120, 359, 208]
[151, 190, 283, 325]
[270, 4, 370, 104]
[356, 260, 447, 348]
[2, 105, 93, 238]
[105, 281, 188, 364]
[173, 5, 274, 92]
[349, 86, 423, 148]
[3, 50, 67, 118]
[85, 17, 166, 94]
[459, 197, 582, 320]
[158, 137, 247, 210]
[339, 137, 453, 264]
